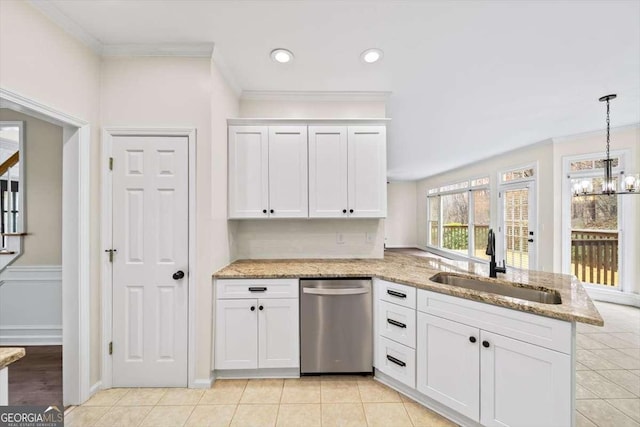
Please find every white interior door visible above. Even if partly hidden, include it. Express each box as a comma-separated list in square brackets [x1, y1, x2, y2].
[499, 182, 537, 270]
[112, 135, 189, 387]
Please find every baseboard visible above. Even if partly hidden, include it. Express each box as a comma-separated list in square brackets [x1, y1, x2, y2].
[214, 368, 300, 379]
[190, 377, 214, 389]
[374, 370, 481, 427]
[586, 287, 640, 308]
[0, 325, 62, 345]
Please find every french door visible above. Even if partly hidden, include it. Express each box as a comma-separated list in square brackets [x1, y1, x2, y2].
[499, 182, 537, 270]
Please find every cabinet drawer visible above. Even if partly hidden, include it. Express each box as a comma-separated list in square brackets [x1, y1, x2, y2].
[376, 336, 416, 388]
[378, 300, 416, 349]
[377, 279, 416, 309]
[216, 279, 298, 299]
[417, 289, 572, 354]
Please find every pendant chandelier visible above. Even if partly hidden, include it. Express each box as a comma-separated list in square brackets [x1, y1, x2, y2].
[573, 94, 639, 196]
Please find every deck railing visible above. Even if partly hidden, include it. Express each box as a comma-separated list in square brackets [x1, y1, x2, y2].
[571, 229, 618, 286]
[439, 224, 490, 253]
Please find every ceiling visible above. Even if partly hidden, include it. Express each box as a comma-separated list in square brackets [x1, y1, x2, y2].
[36, 0, 640, 180]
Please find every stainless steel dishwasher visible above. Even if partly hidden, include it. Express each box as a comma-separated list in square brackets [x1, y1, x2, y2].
[300, 278, 373, 375]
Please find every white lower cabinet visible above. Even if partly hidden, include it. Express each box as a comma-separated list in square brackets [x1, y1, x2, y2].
[215, 299, 259, 370]
[480, 331, 571, 427]
[215, 291, 299, 371]
[258, 298, 299, 369]
[416, 312, 480, 421]
[414, 290, 572, 427]
[376, 336, 416, 388]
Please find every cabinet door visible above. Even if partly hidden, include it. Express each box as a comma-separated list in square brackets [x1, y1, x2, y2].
[480, 331, 571, 427]
[228, 126, 269, 218]
[268, 126, 308, 218]
[258, 298, 299, 369]
[416, 312, 480, 421]
[347, 126, 387, 218]
[215, 299, 258, 370]
[308, 126, 348, 218]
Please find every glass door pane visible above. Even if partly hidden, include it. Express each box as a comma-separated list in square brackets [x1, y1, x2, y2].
[570, 177, 619, 287]
[502, 186, 534, 269]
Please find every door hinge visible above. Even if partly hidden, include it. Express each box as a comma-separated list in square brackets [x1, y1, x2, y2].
[109, 157, 113, 171]
[109, 342, 113, 355]
[105, 249, 117, 262]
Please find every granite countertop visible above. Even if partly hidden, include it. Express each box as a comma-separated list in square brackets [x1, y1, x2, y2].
[0, 347, 25, 369]
[214, 250, 604, 326]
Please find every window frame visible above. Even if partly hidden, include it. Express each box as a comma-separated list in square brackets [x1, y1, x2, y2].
[426, 175, 491, 261]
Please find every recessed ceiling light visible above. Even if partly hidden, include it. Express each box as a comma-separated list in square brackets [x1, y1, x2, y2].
[361, 48, 383, 63]
[271, 48, 294, 63]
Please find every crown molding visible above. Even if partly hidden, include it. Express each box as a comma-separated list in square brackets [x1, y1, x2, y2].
[240, 91, 392, 102]
[28, 0, 103, 54]
[102, 43, 214, 58]
[28, 1, 216, 58]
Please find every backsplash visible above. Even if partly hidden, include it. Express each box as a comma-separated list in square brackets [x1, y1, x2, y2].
[231, 218, 384, 260]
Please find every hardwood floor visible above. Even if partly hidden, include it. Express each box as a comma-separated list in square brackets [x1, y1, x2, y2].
[7, 345, 62, 407]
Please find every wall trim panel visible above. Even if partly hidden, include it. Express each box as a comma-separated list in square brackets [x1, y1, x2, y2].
[0, 265, 62, 345]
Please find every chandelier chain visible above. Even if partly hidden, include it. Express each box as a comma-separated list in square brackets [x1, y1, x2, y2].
[606, 98, 610, 160]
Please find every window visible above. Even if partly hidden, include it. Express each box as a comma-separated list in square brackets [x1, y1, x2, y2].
[501, 166, 534, 183]
[427, 177, 490, 260]
[428, 196, 440, 247]
[472, 189, 490, 260]
[441, 192, 468, 254]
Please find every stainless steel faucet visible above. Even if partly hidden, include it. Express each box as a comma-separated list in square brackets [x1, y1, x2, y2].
[486, 229, 507, 278]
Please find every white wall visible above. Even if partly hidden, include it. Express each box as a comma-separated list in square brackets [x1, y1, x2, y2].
[100, 55, 239, 384]
[416, 141, 556, 272]
[0, 109, 63, 266]
[385, 182, 418, 248]
[553, 125, 639, 294]
[0, 0, 102, 388]
[234, 98, 387, 259]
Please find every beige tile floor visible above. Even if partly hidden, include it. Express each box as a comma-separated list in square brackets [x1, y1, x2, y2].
[576, 301, 640, 427]
[66, 301, 639, 427]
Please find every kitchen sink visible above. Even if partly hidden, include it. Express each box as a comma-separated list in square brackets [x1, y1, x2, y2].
[429, 273, 562, 304]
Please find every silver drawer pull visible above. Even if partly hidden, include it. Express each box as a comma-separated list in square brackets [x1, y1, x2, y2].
[303, 287, 369, 296]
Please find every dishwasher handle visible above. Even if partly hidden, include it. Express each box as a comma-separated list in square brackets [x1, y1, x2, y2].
[302, 287, 370, 296]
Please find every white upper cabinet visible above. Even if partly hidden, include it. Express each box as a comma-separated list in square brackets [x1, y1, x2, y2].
[308, 126, 349, 217]
[228, 126, 269, 218]
[308, 125, 387, 218]
[348, 126, 387, 218]
[228, 125, 308, 219]
[229, 120, 387, 219]
[268, 126, 308, 218]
